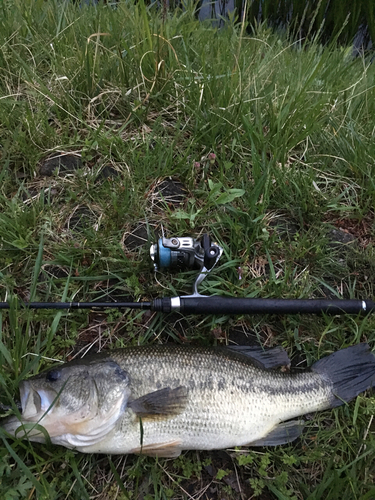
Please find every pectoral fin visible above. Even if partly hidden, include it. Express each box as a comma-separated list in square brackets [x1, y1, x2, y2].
[248, 420, 305, 447]
[131, 439, 183, 458]
[128, 386, 188, 419]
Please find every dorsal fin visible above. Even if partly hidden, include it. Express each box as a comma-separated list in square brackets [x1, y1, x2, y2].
[226, 345, 290, 369]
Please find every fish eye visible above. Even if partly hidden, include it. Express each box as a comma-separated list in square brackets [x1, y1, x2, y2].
[46, 369, 61, 382]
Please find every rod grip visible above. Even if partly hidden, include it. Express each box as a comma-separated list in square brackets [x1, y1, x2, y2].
[179, 297, 375, 315]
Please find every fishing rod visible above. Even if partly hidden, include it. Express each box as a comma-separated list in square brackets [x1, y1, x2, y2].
[1, 233, 374, 316]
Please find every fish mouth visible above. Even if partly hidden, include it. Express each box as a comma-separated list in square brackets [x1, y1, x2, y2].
[20, 381, 58, 420]
[20, 381, 40, 419]
[1, 381, 59, 439]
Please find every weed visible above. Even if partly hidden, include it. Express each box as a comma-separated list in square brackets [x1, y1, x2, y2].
[0, 0, 375, 498]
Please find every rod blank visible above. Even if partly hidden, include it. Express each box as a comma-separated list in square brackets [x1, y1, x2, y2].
[0, 301, 152, 310]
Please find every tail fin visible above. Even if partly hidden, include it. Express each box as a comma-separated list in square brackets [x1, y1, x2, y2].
[312, 343, 375, 408]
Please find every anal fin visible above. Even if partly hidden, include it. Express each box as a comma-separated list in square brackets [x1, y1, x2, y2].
[131, 440, 182, 458]
[248, 420, 305, 447]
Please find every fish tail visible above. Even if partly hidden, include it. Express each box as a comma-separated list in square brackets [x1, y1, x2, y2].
[312, 343, 375, 408]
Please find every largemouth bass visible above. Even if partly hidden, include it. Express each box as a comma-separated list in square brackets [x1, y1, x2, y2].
[2, 343, 375, 457]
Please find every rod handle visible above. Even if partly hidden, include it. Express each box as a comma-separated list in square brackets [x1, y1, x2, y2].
[178, 297, 375, 315]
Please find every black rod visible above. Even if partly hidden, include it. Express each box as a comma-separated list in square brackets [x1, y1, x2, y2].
[0, 301, 152, 310]
[1, 297, 374, 315]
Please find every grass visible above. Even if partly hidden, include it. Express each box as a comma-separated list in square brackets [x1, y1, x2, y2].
[0, 0, 375, 498]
